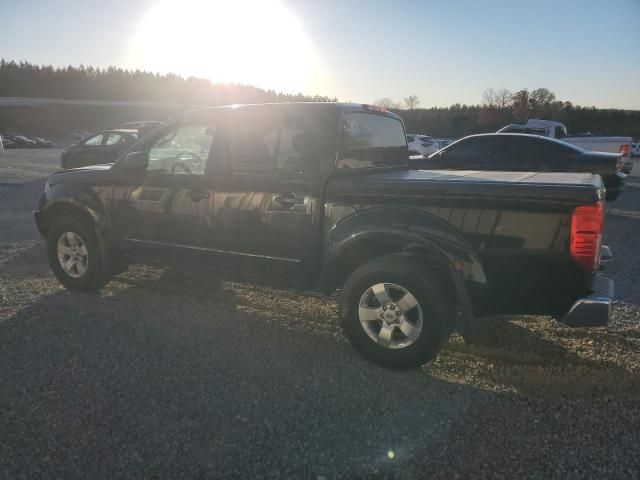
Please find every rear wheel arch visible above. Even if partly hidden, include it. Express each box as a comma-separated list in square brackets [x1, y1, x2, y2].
[321, 231, 476, 340]
[325, 232, 461, 299]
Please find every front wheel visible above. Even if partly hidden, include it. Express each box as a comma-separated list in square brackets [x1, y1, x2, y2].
[340, 256, 452, 369]
[47, 218, 111, 292]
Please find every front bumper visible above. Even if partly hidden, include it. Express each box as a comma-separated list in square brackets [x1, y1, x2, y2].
[33, 209, 47, 237]
[562, 272, 614, 327]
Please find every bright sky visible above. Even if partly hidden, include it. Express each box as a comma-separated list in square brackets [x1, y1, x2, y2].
[1, 0, 639, 109]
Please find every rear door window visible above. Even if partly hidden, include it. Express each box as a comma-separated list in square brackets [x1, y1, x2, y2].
[230, 106, 339, 176]
[338, 113, 407, 169]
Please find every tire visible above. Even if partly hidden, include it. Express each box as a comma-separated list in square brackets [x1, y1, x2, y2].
[47, 217, 111, 292]
[340, 255, 452, 369]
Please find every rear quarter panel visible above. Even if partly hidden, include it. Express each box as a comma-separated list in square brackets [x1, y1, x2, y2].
[326, 170, 604, 316]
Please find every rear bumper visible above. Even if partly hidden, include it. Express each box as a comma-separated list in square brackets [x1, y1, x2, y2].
[562, 273, 614, 327]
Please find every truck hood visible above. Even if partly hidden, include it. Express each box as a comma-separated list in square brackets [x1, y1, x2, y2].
[328, 169, 604, 206]
[47, 164, 115, 187]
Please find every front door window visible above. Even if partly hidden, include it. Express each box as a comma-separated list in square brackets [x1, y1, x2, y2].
[148, 125, 215, 176]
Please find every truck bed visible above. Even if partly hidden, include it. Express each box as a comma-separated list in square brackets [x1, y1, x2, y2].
[329, 169, 604, 205]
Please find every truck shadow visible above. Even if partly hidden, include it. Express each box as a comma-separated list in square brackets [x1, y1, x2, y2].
[2, 270, 640, 478]
[3, 256, 639, 402]
[436, 314, 640, 398]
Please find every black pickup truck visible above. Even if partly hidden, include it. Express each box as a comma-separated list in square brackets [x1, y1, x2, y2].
[34, 103, 614, 368]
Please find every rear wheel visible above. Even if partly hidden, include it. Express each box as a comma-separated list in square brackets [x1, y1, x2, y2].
[340, 256, 452, 369]
[47, 217, 111, 292]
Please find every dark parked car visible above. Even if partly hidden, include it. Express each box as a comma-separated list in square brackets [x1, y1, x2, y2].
[2, 133, 37, 147]
[415, 133, 626, 200]
[1, 136, 17, 148]
[29, 136, 54, 148]
[60, 129, 138, 169]
[35, 103, 614, 369]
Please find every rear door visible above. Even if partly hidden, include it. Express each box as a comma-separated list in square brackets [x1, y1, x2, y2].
[207, 105, 330, 283]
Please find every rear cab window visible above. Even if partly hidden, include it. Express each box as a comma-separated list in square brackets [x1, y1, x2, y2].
[337, 112, 407, 169]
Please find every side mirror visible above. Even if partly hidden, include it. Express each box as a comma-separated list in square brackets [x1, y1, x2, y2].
[121, 151, 148, 170]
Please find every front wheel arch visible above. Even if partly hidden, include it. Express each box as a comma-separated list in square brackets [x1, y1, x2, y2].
[39, 202, 112, 276]
[46, 216, 112, 291]
[38, 202, 101, 237]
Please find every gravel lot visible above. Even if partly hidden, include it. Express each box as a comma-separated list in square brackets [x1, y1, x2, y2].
[1, 151, 639, 479]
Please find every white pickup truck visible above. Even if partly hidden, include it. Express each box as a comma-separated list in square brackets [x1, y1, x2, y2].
[498, 119, 633, 173]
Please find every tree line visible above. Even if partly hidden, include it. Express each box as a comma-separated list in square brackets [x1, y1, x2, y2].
[0, 60, 638, 139]
[0, 60, 335, 104]
[379, 88, 640, 139]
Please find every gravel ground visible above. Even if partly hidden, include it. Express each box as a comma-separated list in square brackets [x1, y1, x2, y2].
[1, 152, 639, 479]
[0, 148, 63, 184]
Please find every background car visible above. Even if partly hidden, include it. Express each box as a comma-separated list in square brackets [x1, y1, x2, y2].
[1, 136, 17, 149]
[631, 143, 640, 157]
[435, 138, 456, 148]
[415, 133, 627, 200]
[61, 129, 138, 169]
[28, 136, 54, 148]
[1, 133, 37, 147]
[406, 133, 440, 156]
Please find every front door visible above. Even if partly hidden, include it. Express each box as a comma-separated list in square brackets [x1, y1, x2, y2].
[111, 115, 224, 266]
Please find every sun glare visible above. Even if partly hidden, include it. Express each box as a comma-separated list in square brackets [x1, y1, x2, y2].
[128, 0, 324, 95]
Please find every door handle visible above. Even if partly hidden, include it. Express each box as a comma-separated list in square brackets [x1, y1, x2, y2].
[188, 189, 210, 202]
[273, 193, 303, 209]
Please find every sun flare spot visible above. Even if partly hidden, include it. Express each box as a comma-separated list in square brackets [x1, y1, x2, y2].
[128, 0, 324, 94]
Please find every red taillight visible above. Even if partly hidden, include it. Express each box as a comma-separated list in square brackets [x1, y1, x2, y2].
[619, 143, 631, 157]
[570, 202, 603, 272]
